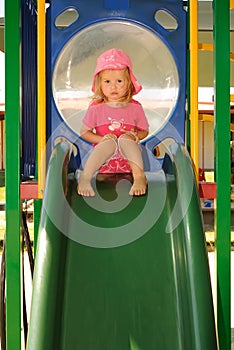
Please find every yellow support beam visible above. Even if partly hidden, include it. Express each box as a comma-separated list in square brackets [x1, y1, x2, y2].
[199, 113, 234, 132]
[198, 113, 214, 122]
[37, 0, 46, 198]
[198, 43, 234, 61]
[231, 0, 234, 9]
[198, 43, 213, 51]
[189, 0, 199, 177]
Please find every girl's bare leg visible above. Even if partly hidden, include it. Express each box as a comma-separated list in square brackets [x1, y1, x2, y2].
[118, 135, 147, 196]
[78, 138, 117, 196]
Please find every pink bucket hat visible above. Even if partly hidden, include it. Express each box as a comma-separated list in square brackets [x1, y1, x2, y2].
[92, 48, 142, 95]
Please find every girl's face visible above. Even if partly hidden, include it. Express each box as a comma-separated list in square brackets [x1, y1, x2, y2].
[100, 69, 129, 102]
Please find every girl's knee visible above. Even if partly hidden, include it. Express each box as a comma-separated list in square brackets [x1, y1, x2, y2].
[100, 136, 117, 148]
[118, 133, 135, 141]
[118, 134, 138, 150]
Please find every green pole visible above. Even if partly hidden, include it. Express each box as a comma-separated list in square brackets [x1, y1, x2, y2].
[213, 1, 231, 349]
[33, 199, 42, 254]
[5, 0, 21, 349]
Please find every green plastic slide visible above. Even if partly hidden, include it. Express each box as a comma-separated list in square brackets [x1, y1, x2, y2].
[27, 142, 217, 350]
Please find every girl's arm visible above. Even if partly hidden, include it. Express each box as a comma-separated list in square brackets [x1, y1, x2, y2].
[125, 128, 149, 143]
[137, 129, 149, 141]
[80, 124, 117, 144]
[80, 129, 103, 144]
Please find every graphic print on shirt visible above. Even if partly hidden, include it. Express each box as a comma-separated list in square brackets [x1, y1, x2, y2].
[108, 117, 125, 132]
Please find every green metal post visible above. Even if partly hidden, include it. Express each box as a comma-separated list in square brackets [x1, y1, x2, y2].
[5, 0, 21, 349]
[33, 199, 42, 255]
[213, 1, 231, 349]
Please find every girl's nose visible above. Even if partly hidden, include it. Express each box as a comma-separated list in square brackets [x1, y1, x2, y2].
[110, 83, 116, 89]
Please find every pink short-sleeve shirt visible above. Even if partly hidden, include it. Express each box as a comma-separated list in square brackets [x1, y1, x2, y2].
[81, 101, 149, 173]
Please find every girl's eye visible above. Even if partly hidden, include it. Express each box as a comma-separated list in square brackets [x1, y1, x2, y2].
[117, 80, 123, 83]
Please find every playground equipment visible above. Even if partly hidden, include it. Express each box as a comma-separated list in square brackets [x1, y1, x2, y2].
[47, 2, 186, 175]
[27, 141, 217, 349]
[1, 0, 233, 349]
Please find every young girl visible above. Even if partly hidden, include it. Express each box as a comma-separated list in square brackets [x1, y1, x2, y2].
[77, 48, 149, 197]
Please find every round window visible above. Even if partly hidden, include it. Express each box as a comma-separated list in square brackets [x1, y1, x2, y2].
[52, 21, 179, 139]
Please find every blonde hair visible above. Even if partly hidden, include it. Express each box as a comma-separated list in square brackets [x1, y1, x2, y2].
[92, 68, 135, 104]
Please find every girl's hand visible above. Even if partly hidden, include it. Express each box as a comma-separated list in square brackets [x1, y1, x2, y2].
[102, 133, 118, 141]
[124, 129, 139, 143]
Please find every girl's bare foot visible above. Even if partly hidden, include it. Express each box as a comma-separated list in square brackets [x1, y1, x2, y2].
[129, 175, 147, 196]
[77, 174, 95, 197]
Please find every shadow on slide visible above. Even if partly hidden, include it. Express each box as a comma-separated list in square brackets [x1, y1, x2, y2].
[27, 142, 218, 350]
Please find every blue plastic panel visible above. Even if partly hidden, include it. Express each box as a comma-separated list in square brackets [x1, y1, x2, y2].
[47, 0, 186, 171]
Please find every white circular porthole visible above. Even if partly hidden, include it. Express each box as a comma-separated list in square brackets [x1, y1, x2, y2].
[52, 21, 179, 139]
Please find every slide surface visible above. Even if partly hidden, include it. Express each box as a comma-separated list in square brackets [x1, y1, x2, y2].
[27, 142, 217, 350]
